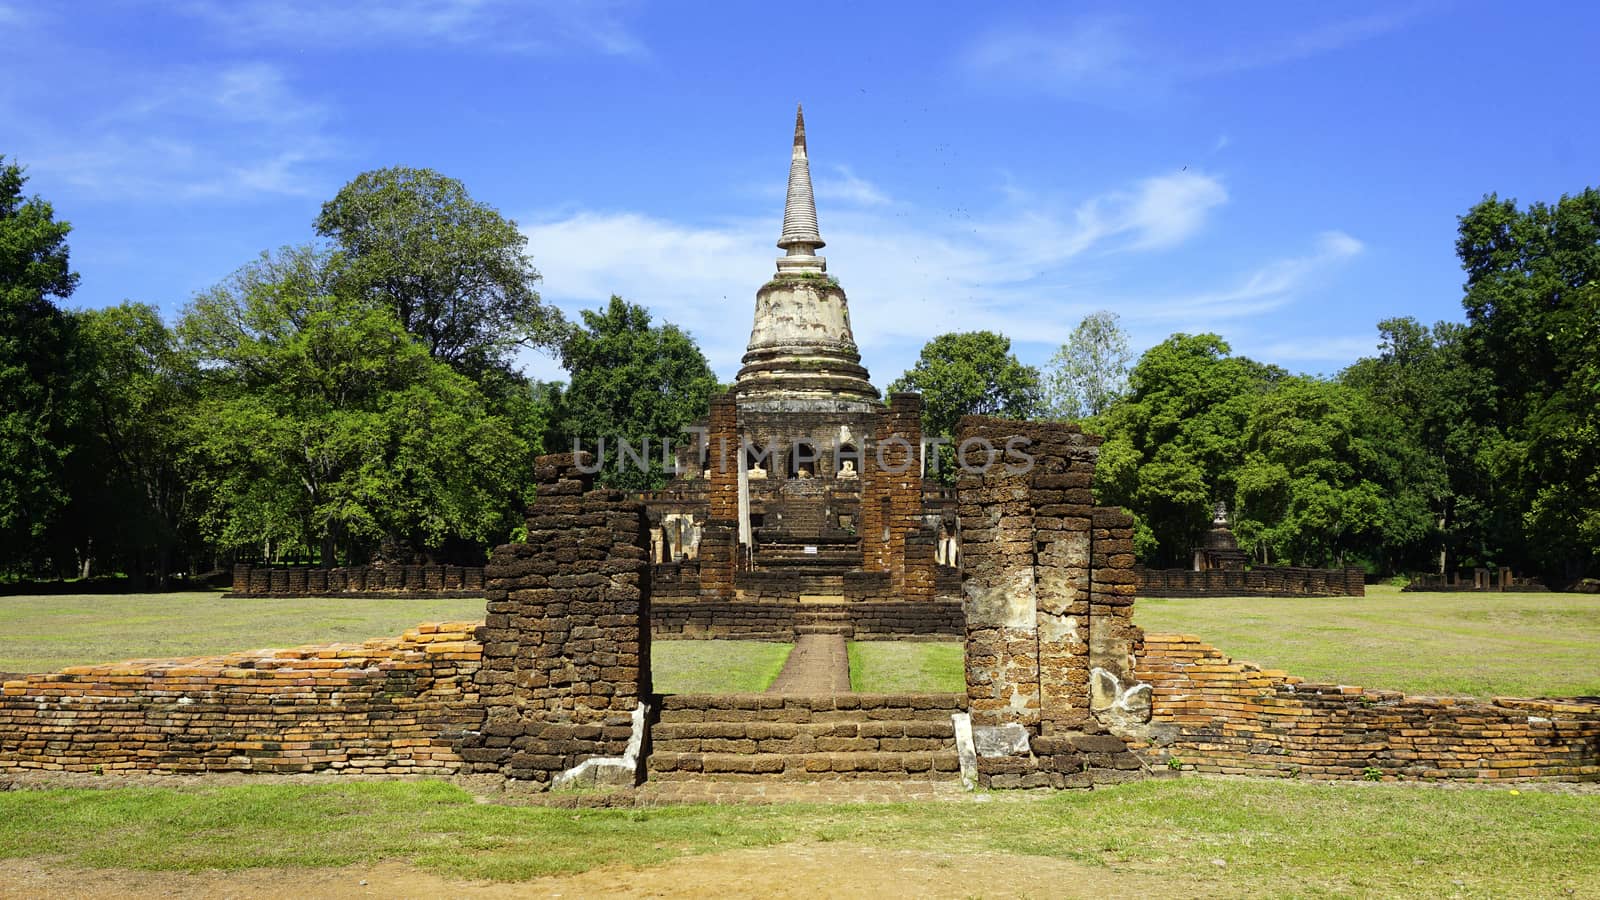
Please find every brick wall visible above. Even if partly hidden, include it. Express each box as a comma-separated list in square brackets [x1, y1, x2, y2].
[231, 563, 485, 598]
[1136, 566, 1365, 598]
[1129, 634, 1600, 782]
[0, 623, 482, 775]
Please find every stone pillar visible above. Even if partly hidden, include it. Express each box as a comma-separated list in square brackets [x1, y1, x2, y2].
[1088, 506, 1146, 728]
[1030, 426, 1100, 731]
[861, 393, 925, 594]
[955, 417, 1150, 788]
[700, 391, 738, 599]
[956, 417, 1040, 729]
[461, 452, 652, 788]
[903, 523, 939, 602]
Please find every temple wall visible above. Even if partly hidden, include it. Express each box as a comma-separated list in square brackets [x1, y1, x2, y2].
[230, 563, 484, 597]
[1135, 566, 1365, 597]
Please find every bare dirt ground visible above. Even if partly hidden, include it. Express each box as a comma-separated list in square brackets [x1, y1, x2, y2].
[0, 845, 1175, 899]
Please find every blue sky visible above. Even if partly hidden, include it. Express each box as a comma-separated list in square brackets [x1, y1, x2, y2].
[3, 1, 1596, 386]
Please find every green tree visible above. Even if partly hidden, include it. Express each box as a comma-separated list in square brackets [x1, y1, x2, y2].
[889, 331, 1042, 482]
[1092, 334, 1282, 566]
[180, 246, 531, 564]
[1232, 376, 1407, 568]
[1456, 189, 1600, 578]
[314, 166, 561, 379]
[1341, 317, 1493, 573]
[59, 303, 201, 585]
[0, 157, 79, 574]
[1044, 310, 1132, 420]
[556, 296, 717, 490]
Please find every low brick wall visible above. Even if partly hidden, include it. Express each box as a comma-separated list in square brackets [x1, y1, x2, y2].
[1128, 634, 1600, 782]
[0, 623, 484, 775]
[1135, 566, 1365, 598]
[231, 564, 486, 598]
[651, 600, 964, 641]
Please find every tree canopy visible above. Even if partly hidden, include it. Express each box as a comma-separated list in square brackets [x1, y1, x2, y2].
[315, 166, 561, 379]
[179, 245, 532, 564]
[1044, 310, 1132, 420]
[555, 296, 717, 490]
[0, 157, 79, 570]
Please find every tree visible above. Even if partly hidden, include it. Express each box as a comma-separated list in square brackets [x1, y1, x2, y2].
[314, 166, 561, 379]
[1232, 376, 1411, 568]
[1092, 334, 1282, 566]
[1341, 317, 1492, 573]
[0, 157, 79, 573]
[180, 246, 531, 564]
[556, 296, 717, 490]
[1456, 189, 1600, 578]
[889, 331, 1042, 481]
[59, 303, 200, 585]
[1044, 310, 1132, 420]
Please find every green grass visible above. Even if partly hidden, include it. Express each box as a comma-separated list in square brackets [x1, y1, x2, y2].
[651, 640, 792, 693]
[0, 779, 1593, 895]
[0, 593, 486, 674]
[848, 641, 965, 693]
[1135, 585, 1600, 697]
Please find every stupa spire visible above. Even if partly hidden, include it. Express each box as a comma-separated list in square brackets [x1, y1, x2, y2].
[777, 103, 825, 261]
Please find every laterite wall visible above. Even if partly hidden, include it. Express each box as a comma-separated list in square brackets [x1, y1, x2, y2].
[0, 624, 482, 774]
[1129, 634, 1600, 782]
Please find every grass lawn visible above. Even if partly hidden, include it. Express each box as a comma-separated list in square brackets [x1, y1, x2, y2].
[848, 641, 965, 693]
[1135, 585, 1600, 697]
[0, 778, 1592, 895]
[0, 593, 487, 674]
[652, 640, 792, 693]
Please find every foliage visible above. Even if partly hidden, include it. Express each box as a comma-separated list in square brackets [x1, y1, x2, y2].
[314, 166, 561, 379]
[58, 303, 200, 583]
[0, 157, 79, 572]
[1044, 310, 1132, 420]
[555, 296, 717, 491]
[1340, 318, 1493, 572]
[1455, 189, 1600, 577]
[1092, 334, 1282, 566]
[889, 331, 1042, 483]
[178, 245, 530, 562]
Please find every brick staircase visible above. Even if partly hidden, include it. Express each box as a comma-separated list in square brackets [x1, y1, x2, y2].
[647, 693, 964, 781]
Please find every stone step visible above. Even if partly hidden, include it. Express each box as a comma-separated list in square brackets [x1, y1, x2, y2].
[795, 610, 850, 620]
[654, 719, 955, 742]
[647, 750, 962, 778]
[794, 624, 852, 636]
[659, 695, 966, 720]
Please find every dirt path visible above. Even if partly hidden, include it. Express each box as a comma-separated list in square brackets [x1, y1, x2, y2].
[767, 632, 851, 693]
[0, 844, 1178, 899]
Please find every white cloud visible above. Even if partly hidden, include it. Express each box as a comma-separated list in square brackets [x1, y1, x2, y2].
[16, 62, 336, 199]
[1131, 230, 1364, 326]
[178, 0, 647, 57]
[815, 166, 891, 207]
[963, 10, 1424, 101]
